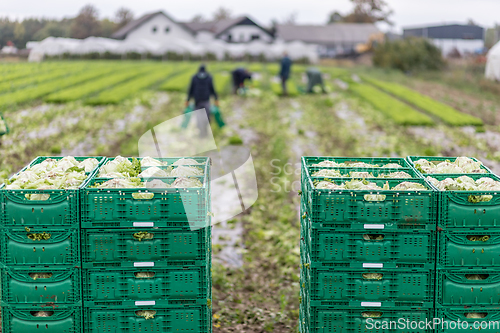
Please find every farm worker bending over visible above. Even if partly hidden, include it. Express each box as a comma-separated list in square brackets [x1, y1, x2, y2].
[186, 64, 219, 137]
[280, 52, 292, 96]
[306, 67, 326, 94]
[231, 68, 252, 94]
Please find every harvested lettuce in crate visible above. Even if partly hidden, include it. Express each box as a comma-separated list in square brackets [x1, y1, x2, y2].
[414, 157, 486, 174]
[172, 177, 203, 188]
[29, 273, 53, 280]
[427, 176, 500, 202]
[134, 272, 156, 278]
[98, 156, 141, 178]
[170, 165, 204, 177]
[466, 235, 490, 242]
[31, 311, 54, 317]
[465, 313, 487, 319]
[173, 158, 202, 166]
[363, 273, 383, 280]
[5, 157, 98, 199]
[140, 156, 165, 167]
[138, 166, 170, 178]
[312, 160, 402, 168]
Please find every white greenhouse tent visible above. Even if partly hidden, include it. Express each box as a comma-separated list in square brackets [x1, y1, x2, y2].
[72, 37, 120, 55]
[486, 41, 500, 81]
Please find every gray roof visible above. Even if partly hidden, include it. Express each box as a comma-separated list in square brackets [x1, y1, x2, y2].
[277, 23, 380, 45]
[112, 11, 194, 39]
[403, 24, 484, 40]
[181, 16, 272, 37]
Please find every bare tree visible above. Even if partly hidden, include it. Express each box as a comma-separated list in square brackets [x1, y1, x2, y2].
[282, 12, 297, 25]
[191, 14, 205, 23]
[213, 7, 232, 22]
[343, 0, 393, 25]
[327, 11, 344, 24]
[70, 4, 101, 39]
[115, 7, 134, 29]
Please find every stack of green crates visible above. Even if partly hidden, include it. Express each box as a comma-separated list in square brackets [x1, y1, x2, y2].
[300, 157, 437, 333]
[79, 157, 212, 333]
[408, 156, 500, 332]
[0, 156, 104, 333]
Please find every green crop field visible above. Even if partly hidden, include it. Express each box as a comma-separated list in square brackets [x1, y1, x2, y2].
[0, 59, 498, 333]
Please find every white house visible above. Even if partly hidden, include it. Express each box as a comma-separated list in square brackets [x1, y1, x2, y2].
[182, 16, 274, 44]
[112, 11, 196, 44]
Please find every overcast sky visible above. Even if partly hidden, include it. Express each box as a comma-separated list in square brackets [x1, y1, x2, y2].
[1, 0, 498, 32]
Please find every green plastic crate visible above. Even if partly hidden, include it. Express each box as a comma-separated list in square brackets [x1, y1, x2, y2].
[307, 166, 422, 179]
[0, 266, 81, 305]
[83, 305, 211, 333]
[81, 157, 210, 229]
[303, 263, 434, 308]
[438, 231, 500, 268]
[302, 157, 412, 169]
[307, 306, 434, 333]
[0, 226, 80, 266]
[304, 224, 436, 269]
[81, 227, 210, 268]
[437, 269, 500, 306]
[82, 265, 210, 307]
[407, 156, 493, 176]
[1, 305, 82, 333]
[0, 156, 104, 227]
[436, 307, 500, 333]
[429, 174, 500, 229]
[302, 173, 437, 225]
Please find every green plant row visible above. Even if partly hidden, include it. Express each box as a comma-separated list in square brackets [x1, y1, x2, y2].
[363, 76, 483, 126]
[0, 64, 86, 94]
[350, 83, 434, 126]
[271, 79, 299, 97]
[213, 73, 232, 95]
[159, 70, 193, 92]
[86, 68, 173, 105]
[0, 66, 116, 109]
[44, 65, 153, 103]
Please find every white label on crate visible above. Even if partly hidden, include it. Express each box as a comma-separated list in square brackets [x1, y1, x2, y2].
[361, 302, 382, 307]
[364, 224, 384, 229]
[135, 301, 156, 306]
[363, 263, 383, 268]
[134, 222, 154, 227]
[134, 262, 155, 267]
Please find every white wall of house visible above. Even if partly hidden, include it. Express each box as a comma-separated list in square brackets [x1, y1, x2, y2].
[196, 31, 216, 43]
[431, 39, 484, 56]
[218, 25, 273, 43]
[125, 14, 195, 43]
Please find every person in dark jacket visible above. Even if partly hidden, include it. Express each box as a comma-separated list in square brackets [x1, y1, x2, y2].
[186, 65, 219, 137]
[279, 52, 292, 96]
[231, 68, 252, 94]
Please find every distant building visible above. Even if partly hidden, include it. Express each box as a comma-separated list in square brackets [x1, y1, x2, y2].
[182, 16, 274, 44]
[276, 23, 380, 58]
[403, 23, 485, 56]
[112, 11, 196, 43]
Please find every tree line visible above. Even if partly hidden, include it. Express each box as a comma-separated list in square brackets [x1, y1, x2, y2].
[0, 0, 393, 49]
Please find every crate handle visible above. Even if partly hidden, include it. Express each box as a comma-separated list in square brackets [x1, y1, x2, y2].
[135, 310, 156, 319]
[24, 194, 50, 201]
[466, 235, 490, 242]
[5, 192, 68, 204]
[363, 194, 386, 202]
[29, 272, 53, 280]
[465, 274, 489, 280]
[30, 311, 54, 317]
[132, 193, 154, 200]
[363, 234, 385, 241]
[363, 273, 383, 280]
[464, 312, 487, 319]
[134, 272, 156, 278]
[133, 232, 154, 241]
[361, 311, 382, 318]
